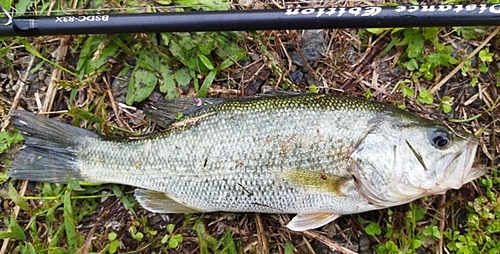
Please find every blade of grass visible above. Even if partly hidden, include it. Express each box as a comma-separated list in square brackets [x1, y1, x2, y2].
[63, 189, 78, 253]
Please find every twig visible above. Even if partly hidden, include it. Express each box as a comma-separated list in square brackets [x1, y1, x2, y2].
[42, 36, 69, 112]
[254, 213, 269, 253]
[300, 230, 358, 254]
[103, 77, 126, 128]
[429, 27, 500, 94]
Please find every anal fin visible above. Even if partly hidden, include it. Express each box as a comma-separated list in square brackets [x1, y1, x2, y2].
[134, 189, 200, 213]
[286, 213, 340, 231]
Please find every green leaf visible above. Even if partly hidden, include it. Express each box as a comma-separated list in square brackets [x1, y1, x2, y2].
[0, 214, 26, 240]
[442, 103, 452, 114]
[400, 28, 424, 59]
[363, 90, 372, 99]
[169, 36, 198, 70]
[195, 222, 216, 254]
[406, 59, 419, 71]
[198, 54, 215, 70]
[8, 182, 30, 211]
[175, 67, 192, 86]
[49, 226, 65, 249]
[423, 27, 439, 40]
[0, 0, 13, 12]
[412, 238, 423, 249]
[110, 185, 136, 216]
[109, 240, 120, 253]
[126, 69, 158, 104]
[160, 73, 176, 94]
[401, 83, 414, 97]
[0, 129, 23, 154]
[197, 34, 217, 55]
[197, 70, 216, 97]
[89, 40, 119, 71]
[111, 35, 133, 55]
[0, 172, 7, 187]
[470, 77, 478, 87]
[417, 88, 433, 104]
[216, 36, 247, 62]
[108, 232, 118, 241]
[440, 96, 454, 114]
[63, 189, 78, 253]
[218, 58, 237, 71]
[479, 48, 494, 62]
[479, 63, 489, 73]
[366, 28, 388, 35]
[134, 232, 144, 241]
[284, 240, 294, 254]
[220, 231, 237, 254]
[167, 224, 175, 234]
[161, 234, 170, 244]
[365, 222, 382, 236]
[424, 225, 442, 239]
[67, 178, 85, 191]
[308, 84, 318, 93]
[168, 234, 183, 248]
[14, 0, 30, 15]
[453, 27, 479, 40]
[22, 242, 36, 254]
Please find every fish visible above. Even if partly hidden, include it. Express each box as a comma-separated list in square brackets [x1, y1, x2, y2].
[8, 93, 485, 231]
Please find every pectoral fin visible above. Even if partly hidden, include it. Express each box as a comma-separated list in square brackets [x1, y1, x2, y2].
[134, 189, 201, 213]
[286, 213, 340, 231]
[282, 170, 349, 196]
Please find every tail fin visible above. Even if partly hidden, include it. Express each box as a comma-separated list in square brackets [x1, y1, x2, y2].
[8, 110, 99, 183]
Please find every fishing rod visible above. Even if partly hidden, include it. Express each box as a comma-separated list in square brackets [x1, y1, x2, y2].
[1, 3, 500, 37]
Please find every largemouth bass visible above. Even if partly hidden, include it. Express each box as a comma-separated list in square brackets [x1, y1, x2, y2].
[8, 93, 485, 231]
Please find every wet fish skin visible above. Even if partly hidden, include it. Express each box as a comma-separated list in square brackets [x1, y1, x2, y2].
[8, 93, 484, 231]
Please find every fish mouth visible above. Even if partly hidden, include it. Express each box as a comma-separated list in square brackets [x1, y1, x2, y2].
[441, 136, 486, 190]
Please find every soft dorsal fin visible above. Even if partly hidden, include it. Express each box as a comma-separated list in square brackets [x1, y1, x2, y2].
[286, 213, 340, 231]
[134, 189, 202, 213]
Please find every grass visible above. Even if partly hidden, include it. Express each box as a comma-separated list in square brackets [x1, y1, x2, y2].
[0, 0, 499, 253]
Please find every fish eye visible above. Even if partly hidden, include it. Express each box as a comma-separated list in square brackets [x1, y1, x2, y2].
[430, 129, 450, 149]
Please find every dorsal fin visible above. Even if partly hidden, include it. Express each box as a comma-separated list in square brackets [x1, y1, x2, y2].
[145, 91, 306, 127]
[145, 97, 225, 127]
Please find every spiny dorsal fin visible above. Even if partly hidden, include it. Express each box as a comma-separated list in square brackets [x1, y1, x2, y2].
[134, 189, 201, 213]
[145, 97, 225, 127]
[286, 213, 340, 231]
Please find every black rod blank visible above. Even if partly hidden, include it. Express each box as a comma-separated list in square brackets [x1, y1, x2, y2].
[1, 4, 500, 37]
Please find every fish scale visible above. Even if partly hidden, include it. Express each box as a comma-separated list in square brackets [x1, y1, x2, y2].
[8, 93, 484, 231]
